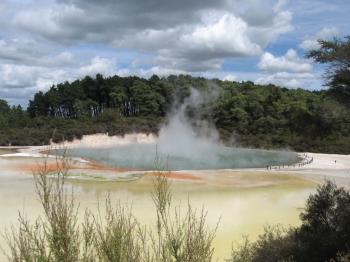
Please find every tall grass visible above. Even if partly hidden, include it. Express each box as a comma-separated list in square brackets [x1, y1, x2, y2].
[151, 174, 217, 262]
[2, 156, 217, 262]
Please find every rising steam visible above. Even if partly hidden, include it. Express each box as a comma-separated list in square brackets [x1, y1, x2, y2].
[59, 87, 298, 170]
[157, 88, 221, 159]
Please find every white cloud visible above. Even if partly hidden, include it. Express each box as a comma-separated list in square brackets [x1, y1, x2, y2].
[0, 37, 76, 68]
[0, 38, 42, 62]
[78, 57, 118, 77]
[14, 4, 85, 43]
[258, 49, 312, 73]
[127, 7, 293, 73]
[181, 13, 262, 58]
[223, 74, 237, 81]
[300, 39, 320, 51]
[0, 64, 40, 88]
[2, 0, 340, 103]
[256, 72, 315, 88]
[0, 56, 123, 104]
[273, 0, 289, 12]
[10, 0, 293, 72]
[256, 48, 317, 88]
[300, 26, 339, 50]
[317, 26, 339, 39]
[0, 63, 73, 91]
[0, 63, 72, 106]
[137, 66, 187, 78]
[40, 52, 75, 67]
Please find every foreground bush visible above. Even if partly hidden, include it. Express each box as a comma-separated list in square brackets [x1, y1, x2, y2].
[229, 181, 350, 262]
[2, 158, 216, 262]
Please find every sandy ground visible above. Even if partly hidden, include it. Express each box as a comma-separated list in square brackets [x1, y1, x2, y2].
[267, 152, 350, 189]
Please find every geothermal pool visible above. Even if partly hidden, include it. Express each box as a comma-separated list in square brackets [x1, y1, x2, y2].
[59, 93, 299, 171]
[0, 140, 316, 261]
[0, 155, 316, 261]
[60, 145, 298, 170]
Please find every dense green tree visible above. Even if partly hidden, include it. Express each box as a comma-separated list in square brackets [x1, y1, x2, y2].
[130, 80, 165, 116]
[28, 91, 49, 117]
[0, 99, 10, 112]
[0, 74, 349, 152]
[307, 36, 350, 105]
[295, 181, 350, 261]
[230, 181, 350, 262]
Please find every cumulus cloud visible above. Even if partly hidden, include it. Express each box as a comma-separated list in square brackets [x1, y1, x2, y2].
[256, 72, 315, 88]
[223, 74, 237, 82]
[4, 0, 342, 103]
[299, 26, 339, 50]
[0, 64, 73, 91]
[11, 0, 293, 72]
[0, 37, 76, 68]
[78, 57, 117, 77]
[0, 64, 42, 89]
[0, 63, 67, 105]
[0, 38, 43, 63]
[256, 49, 316, 88]
[14, 4, 87, 43]
[180, 14, 262, 58]
[258, 49, 312, 73]
[0, 55, 123, 105]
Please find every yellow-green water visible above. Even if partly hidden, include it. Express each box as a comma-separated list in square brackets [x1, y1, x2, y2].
[0, 157, 316, 261]
[0, 149, 15, 155]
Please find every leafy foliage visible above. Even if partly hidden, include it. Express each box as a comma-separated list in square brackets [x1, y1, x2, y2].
[229, 181, 350, 262]
[0, 74, 349, 153]
[307, 36, 350, 105]
[151, 174, 217, 262]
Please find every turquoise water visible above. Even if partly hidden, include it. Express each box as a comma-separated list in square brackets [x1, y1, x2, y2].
[60, 145, 298, 170]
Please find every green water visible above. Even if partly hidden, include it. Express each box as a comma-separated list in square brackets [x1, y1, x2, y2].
[0, 148, 16, 155]
[60, 145, 298, 170]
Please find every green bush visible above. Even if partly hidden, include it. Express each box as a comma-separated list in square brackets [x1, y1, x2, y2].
[229, 181, 350, 262]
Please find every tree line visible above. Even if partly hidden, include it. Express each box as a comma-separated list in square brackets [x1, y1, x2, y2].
[26, 74, 174, 119]
[0, 36, 349, 152]
[0, 74, 349, 153]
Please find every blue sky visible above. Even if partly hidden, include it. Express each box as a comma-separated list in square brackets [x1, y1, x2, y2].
[0, 0, 349, 105]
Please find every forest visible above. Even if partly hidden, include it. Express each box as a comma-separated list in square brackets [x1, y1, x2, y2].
[0, 73, 349, 153]
[1, 36, 349, 153]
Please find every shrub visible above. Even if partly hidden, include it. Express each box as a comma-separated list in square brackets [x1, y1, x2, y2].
[229, 181, 350, 262]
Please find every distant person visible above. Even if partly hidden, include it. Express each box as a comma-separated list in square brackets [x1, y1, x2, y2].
[335, 160, 337, 164]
